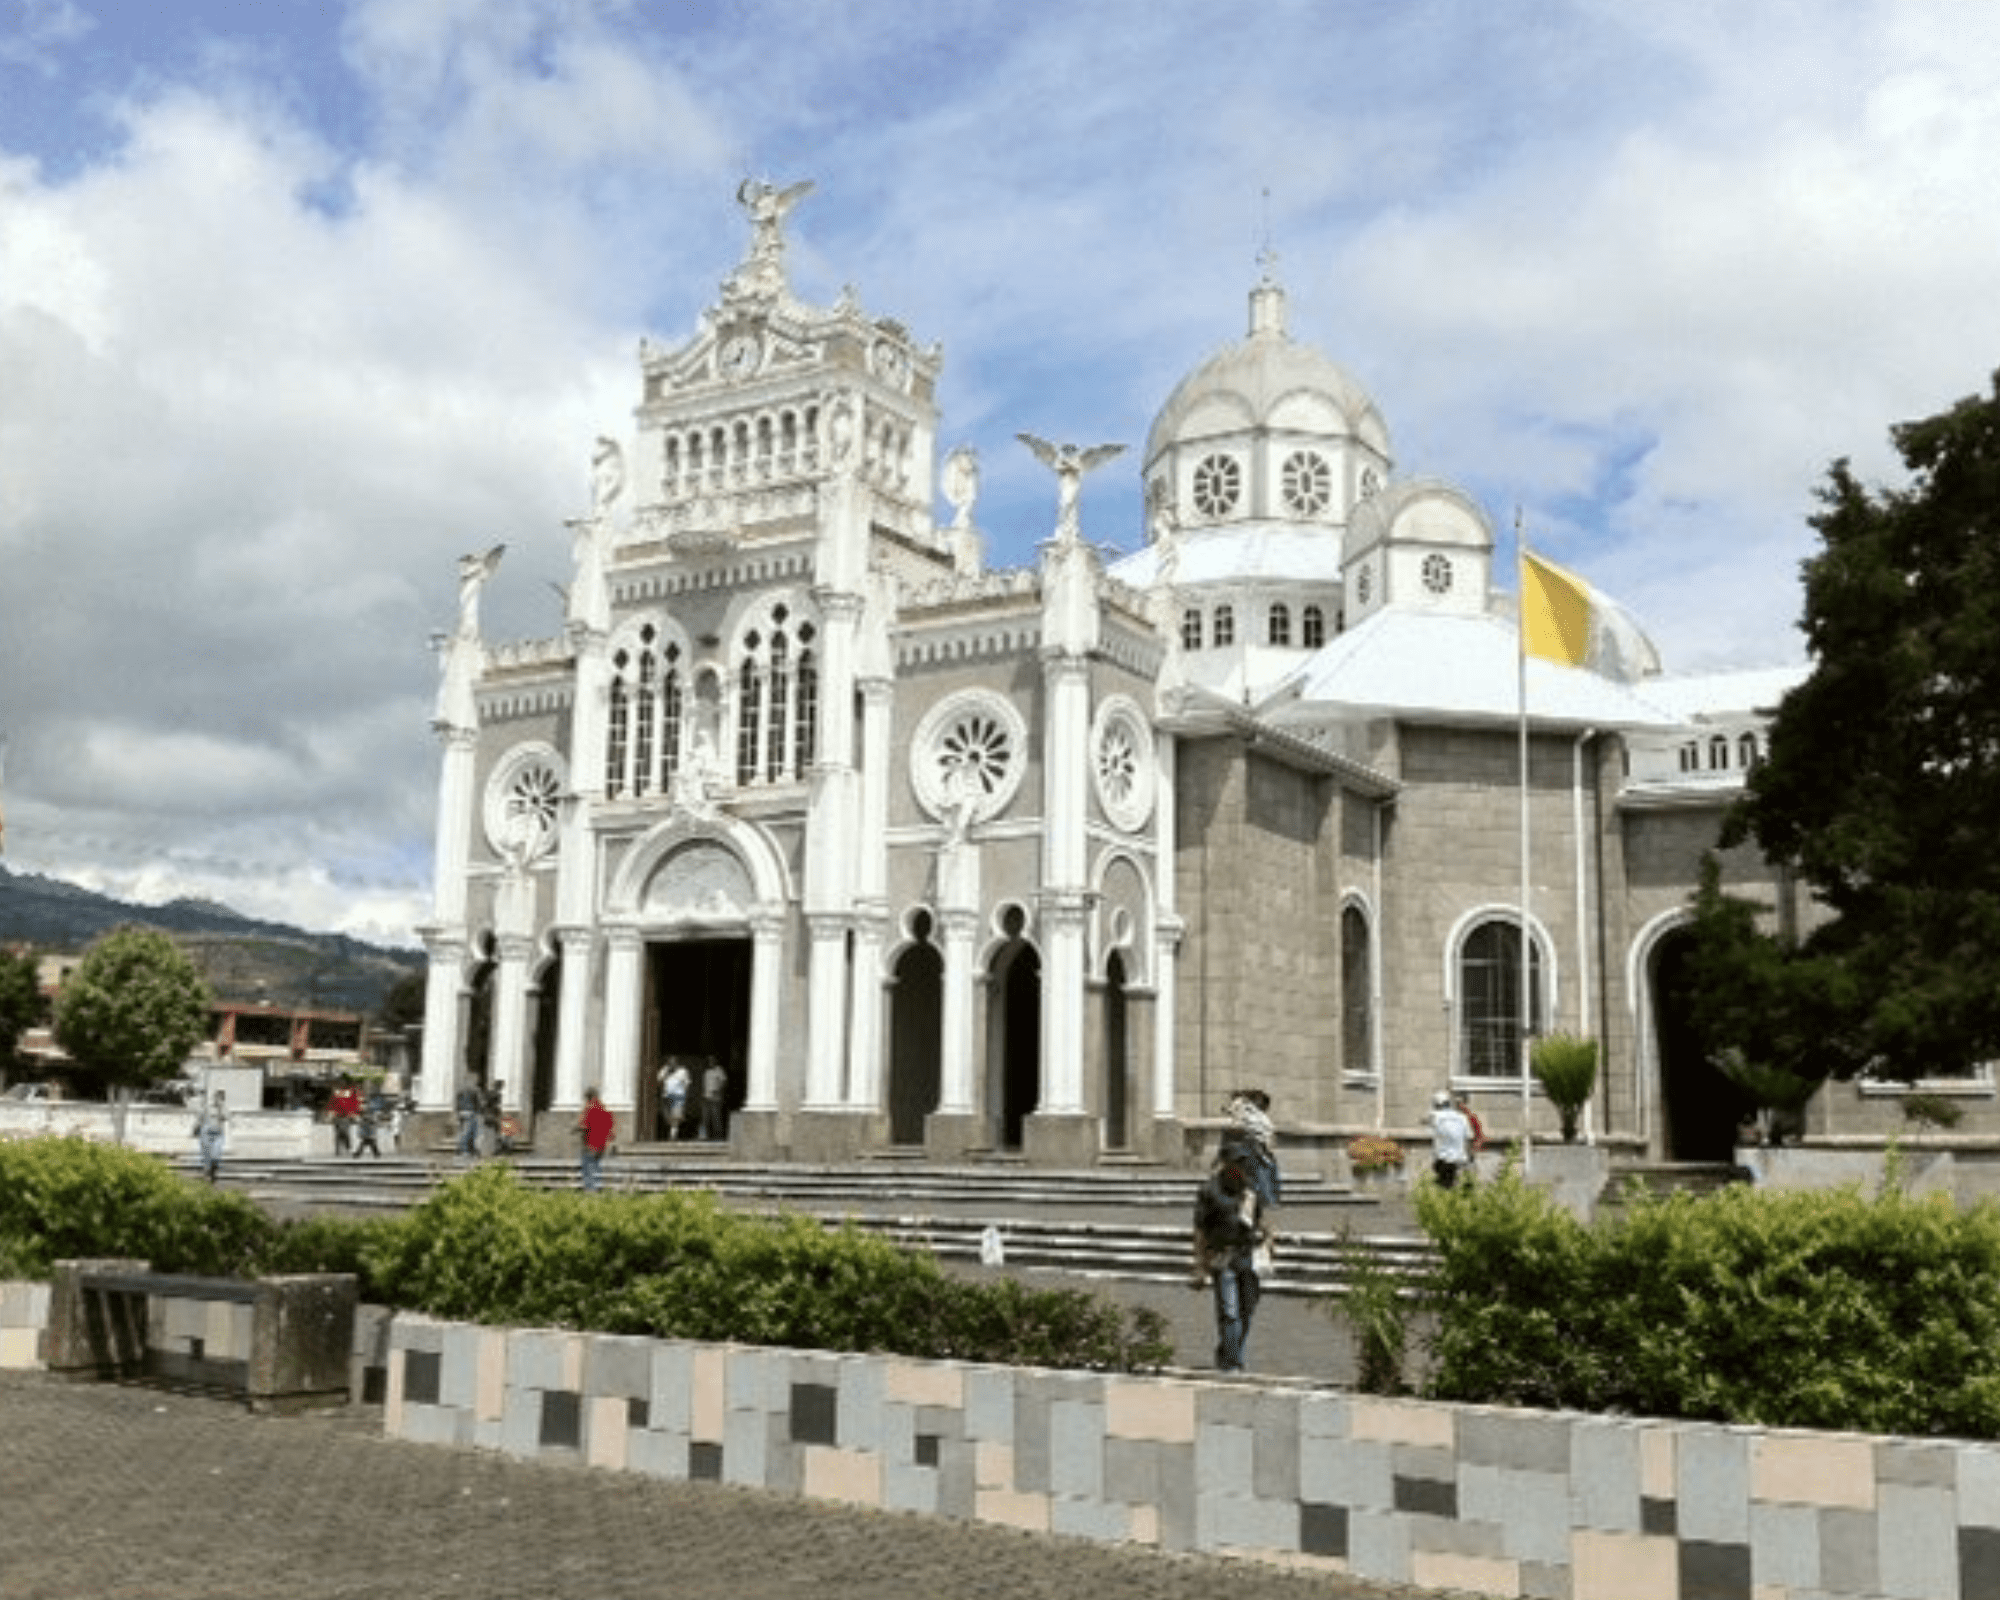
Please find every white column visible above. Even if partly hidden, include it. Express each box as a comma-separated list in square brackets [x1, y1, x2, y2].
[488, 932, 535, 1113]
[802, 913, 849, 1110]
[1037, 648, 1092, 1117]
[1038, 893, 1090, 1115]
[1152, 915, 1185, 1120]
[416, 723, 480, 1111]
[937, 906, 980, 1115]
[416, 930, 466, 1113]
[846, 679, 894, 1112]
[1151, 727, 1180, 1120]
[845, 911, 887, 1110]
[745, 910, 786, 1113]
[600, 927, 644, 1111]
[551, 925, 593, 1112]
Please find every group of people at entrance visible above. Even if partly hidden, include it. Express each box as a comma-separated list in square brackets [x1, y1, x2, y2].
[1189, 1089, 1281, 1374]
[656, 1057, 728, 1142]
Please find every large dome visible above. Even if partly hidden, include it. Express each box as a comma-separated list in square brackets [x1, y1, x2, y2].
[1143, 281, 1391, 470]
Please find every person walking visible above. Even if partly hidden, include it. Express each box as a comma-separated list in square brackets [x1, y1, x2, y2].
[191, 1092, 228, 1185]
[1190, 1160, 1265, 1373]
[329, 1079, 361, 1156]
[455, 1080, 483, 1161]
[576, 1086, 615, 1191]
[353, 1089, 385, 1159]
[1429, 1089, 1474, 1189]
[659, 1059, 691, 1140]
[700, 1059, 728, 1142]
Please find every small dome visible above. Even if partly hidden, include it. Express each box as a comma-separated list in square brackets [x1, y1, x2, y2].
[1144, 280, 1391, 467]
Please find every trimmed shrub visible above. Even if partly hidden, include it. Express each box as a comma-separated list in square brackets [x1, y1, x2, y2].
[361, 1164, 1171, 1371]
[1417, 1169, 2000, 1437]
[0, 1134, 273, 1278]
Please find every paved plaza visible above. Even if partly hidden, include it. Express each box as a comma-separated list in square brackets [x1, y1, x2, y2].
[0, 1371, 1465, 1600]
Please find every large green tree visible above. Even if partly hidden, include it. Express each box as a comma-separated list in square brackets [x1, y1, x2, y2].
[54, 925, 213, 1093]
[1701, 370, 2000, 1081]
[0, 947, 43, 1073]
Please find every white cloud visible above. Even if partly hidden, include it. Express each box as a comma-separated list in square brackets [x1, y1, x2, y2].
[2, 1, 1996, 935]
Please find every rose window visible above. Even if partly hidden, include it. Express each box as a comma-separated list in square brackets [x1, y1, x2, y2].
[1281, 450, 1332, 516]
[1091, 696, 1155, 832]
[483, 744, 567, 862]
[911, 691, 1029, 825]
[1192, 454, 1241, 518]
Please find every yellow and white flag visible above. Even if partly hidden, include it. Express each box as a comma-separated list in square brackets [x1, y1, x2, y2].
[1519, 551, 1658, 683]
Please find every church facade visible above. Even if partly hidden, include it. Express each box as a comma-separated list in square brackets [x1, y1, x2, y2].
[414, 182, 1939, 1170]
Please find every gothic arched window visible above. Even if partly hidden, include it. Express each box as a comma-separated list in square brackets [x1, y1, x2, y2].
[1342, 903, 1373, 1076]
[606, 623, 688, 797]
[734, 601, 820, 787]
[1458, 919, 1545, 1079]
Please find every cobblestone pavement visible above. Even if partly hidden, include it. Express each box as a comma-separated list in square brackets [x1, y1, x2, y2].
[0, 1372, 1470, 1600]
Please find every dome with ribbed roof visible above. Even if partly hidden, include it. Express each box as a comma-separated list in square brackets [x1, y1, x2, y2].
[1141, 278, 1392, 531]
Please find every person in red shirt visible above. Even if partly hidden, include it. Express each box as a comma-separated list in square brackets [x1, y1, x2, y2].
[576, 1087, 615, 1192]
[329, 1080, 363, 1157]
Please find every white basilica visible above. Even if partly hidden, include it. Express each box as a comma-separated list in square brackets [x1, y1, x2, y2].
[416, 180, 1881, 1171]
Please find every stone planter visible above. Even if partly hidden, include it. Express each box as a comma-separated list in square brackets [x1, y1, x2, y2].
[1526, 1141, 1611, 1219]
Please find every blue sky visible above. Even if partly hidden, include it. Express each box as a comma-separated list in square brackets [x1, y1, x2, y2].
[4, 0, 1999, 943]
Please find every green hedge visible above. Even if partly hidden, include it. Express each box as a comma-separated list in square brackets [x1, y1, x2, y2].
[0, 1138, 1168, 1373]
[1415, 1167, 2000, 1438]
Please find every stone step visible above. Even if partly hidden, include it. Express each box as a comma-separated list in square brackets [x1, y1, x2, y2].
[174, 1154, 1431, 1297]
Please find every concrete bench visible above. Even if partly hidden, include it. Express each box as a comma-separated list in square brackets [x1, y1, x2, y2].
[47, 1259, 357, 1412]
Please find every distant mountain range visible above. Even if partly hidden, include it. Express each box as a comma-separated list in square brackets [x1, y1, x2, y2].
[0, 864, 424, 1017]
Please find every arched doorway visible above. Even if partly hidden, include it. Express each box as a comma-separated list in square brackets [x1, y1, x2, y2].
[643, 939, 751, 1134]
[1102, 951, 1130, 1150]
[464, 937, 496, 1091]
[989, 909, 1042, 1150]
[1652, 927, 1751, 1161]
[888, 916, 943, 1145]
[528, 949, 560, 1116]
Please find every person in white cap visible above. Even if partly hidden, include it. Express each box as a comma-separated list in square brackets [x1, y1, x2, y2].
[1429, 1089, 1474, 1189]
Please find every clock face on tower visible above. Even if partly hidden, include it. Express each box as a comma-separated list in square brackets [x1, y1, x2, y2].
[719, 333, 761, 380]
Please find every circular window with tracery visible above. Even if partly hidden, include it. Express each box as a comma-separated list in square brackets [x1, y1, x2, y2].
[483, 743, 567, 862]
[1422, 553, 1455, 596]
[1191, 454, 1241, 518]
[1281, 450, 1332, 517]
[1091, 696, 1155, 833]
[911, 691, 1028, 826]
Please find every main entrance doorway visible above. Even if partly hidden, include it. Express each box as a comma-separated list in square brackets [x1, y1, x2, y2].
[642, 939, 750, 1138]
[1652, 928, 1752, 1161]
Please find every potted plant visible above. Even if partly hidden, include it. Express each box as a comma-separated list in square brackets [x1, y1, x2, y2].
[1346, 1134, 1405, 1187]
[1530, 1033, 1599, 1144]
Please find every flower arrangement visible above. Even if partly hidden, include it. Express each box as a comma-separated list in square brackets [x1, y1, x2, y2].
[1346, 1134, 1405, 1174]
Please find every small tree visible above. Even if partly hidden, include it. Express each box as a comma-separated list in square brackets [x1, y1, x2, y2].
[54, 925, 213, 1098]
[0, 947, 43, 1079]
[1714, 1047, 1816, 1143]
[1530, 1033, 1599, 1143]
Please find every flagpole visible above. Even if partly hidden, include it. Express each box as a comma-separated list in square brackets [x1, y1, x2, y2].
[1516, 511, 1534, 1169]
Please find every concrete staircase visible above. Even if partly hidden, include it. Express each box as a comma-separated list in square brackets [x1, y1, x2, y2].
[180, 1151, 1439, 1300]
